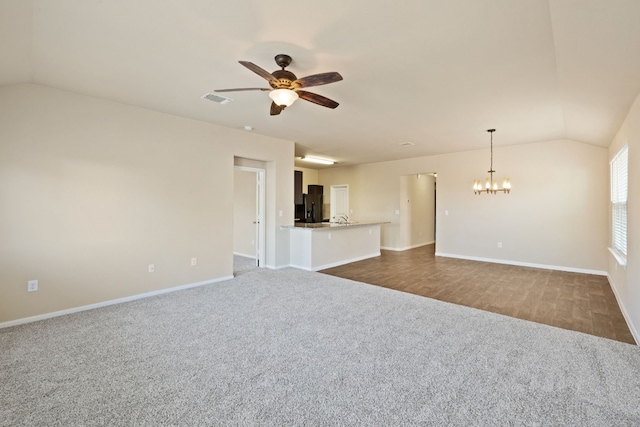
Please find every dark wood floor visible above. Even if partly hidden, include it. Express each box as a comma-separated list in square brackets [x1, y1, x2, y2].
[321, 244, 636, 345]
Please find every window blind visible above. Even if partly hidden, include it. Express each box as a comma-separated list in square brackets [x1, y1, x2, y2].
[610, 145, 628, 257]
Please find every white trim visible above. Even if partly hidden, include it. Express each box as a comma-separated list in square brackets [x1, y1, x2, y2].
[233, 252, 256, 260]
[266, 264, 290, 270]
[381, 241, 435, 251]
[290, 252, 381, 272]
[434, 252, 607, 276]
[0, 276, 233, 329]
[608, 247, 627, 268]
[607, 275, 639, 344]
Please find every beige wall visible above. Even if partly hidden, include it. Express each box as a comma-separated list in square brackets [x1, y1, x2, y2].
[318, 139, 608, 273]
[0, 84, 294, 323]
[294, 166, 319, 193]
[608, 92, 640, 341]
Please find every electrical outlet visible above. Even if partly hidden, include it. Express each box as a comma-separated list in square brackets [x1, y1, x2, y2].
[190, 257, 197, 266]
[28, 280, 38, 292]
[148, 264, 155, 273]
[498, 242, 502, 249]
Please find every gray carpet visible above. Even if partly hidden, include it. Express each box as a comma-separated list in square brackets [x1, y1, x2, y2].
[1, 261, 639, 426]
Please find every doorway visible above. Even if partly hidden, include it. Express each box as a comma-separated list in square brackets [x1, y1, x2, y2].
[233, 166, 265, 267]
[398, 173, 436, 250]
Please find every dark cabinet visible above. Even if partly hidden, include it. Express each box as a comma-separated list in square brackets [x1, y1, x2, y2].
[294, 170, 303, 205]
[308, 184, 323, 195]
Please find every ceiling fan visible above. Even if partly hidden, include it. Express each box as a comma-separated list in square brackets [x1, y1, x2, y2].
[215, 54, 343, 116]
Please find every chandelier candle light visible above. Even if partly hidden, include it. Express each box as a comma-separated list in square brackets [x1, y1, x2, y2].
[473, 129, 511, 195]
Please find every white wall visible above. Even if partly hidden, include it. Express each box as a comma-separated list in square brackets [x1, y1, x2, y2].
[318, 139, 608, 274]
[0, 84, 294, 323]
[608, 92, 640, 342]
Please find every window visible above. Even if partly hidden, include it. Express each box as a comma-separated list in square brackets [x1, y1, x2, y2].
[610, 144, 628, 264]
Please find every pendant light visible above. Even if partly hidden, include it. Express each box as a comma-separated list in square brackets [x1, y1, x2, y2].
[473, 129, 511, 194]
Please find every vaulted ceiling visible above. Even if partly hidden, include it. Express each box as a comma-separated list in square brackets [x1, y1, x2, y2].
[2, 0, 640, 167]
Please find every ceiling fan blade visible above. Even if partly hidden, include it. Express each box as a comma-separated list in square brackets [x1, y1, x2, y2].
[294, 72, 343, 88]
[214, 88, 270, 93]
[239, 61, 277, 82]
[296, 90, 340, 109]
[270, 102, 285, 116]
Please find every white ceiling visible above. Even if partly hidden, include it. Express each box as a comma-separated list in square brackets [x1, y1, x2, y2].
[2, 0, 640, 168]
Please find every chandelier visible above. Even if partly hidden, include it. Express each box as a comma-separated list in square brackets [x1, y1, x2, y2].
[473, 129, 511, 194]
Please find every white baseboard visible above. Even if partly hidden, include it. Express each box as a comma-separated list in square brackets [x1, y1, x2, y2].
[607, 275, 639, 344]
[233, 252, 256, 259]
[291, 252, 381, 272]
[434, 252, 607, 276]
[0, 275, 234, 329]
[381, 241, 435, 251]
[266, 264, 290, 270]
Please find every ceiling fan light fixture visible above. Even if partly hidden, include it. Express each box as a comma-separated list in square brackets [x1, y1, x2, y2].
[300, 156, 335, 165]
[216, 55, 342, 115]
[269, 89, 298, 107]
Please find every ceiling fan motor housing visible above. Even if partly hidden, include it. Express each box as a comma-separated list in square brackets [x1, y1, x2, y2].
[270, 69, 297, 89]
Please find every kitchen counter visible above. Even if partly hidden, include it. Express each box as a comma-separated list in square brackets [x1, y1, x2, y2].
[283, 221, 389, 271]
[282, 221, 388, 230]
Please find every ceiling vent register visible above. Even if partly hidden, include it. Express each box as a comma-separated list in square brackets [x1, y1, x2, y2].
[201, 93, 233, 104]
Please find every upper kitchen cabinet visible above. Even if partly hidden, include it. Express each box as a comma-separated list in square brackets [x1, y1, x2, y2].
[294, 170, 303, 205]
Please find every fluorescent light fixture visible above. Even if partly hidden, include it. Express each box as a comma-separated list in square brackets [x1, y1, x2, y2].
[269, 89, 299, 107]
[300, 156, 335, 165]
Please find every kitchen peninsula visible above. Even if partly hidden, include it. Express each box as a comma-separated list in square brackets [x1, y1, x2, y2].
[282, 222, 388, 271]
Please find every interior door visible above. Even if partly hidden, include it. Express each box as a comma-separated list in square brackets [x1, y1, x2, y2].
[254, 170, 265, 267]
[330, 185, 349, 222]
[233, 166, 265, 267]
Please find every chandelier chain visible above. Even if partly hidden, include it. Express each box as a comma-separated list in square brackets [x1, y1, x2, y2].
[473, 128, 510, 195]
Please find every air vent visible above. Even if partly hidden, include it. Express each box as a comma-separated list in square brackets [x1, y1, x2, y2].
[201, 93, 233, 105]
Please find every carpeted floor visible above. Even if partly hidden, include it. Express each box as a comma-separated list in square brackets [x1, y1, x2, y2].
[1, 261, 639, 426]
